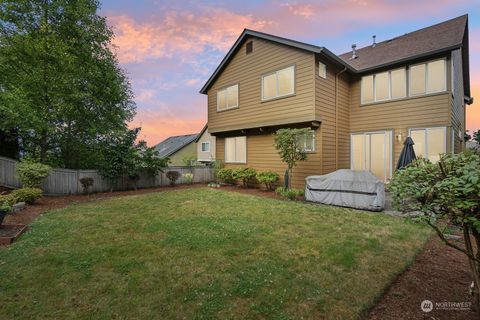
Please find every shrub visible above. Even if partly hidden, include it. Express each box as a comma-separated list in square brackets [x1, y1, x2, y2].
[11, 188, 43, 204]
[16, 160, 52, 188]
[217, 168, 234, 184]
[79, 177, 94, 194]
[275, 187, 304, 200]
[0, 194, 17, 206]
[256, 171, 280, 190]
[0, 202, 11, 213]
[166, 171, 180, 186]
[183, 173, 194, 185]
[232, 167, 257, 188]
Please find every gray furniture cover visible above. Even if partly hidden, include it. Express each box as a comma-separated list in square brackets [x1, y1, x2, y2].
[305, 169, 385, 211]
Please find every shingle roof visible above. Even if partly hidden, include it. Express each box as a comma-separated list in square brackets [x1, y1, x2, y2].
[154, 134, 198, 158]
[338, 15, 467, 72]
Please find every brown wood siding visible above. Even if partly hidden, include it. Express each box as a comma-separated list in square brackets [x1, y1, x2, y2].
[315, 58, 351, 174]
[451, 49, 466, 153]
[216, 130, 322, 189]
[207, 37, 316, 133]
[349, 77, 452, 162]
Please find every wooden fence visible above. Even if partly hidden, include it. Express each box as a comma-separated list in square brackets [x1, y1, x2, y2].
[0, 156, 215, 195]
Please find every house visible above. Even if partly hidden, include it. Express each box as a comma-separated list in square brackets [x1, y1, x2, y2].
[195, 124, 216, 165]
[200, 15, 472, 188]
[154, 134, 198, 166]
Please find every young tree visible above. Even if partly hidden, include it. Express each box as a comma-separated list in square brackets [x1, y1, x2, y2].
[273, 128, 310, 188]
[0, 0, 135, 168]
[389, 152, 480, 308]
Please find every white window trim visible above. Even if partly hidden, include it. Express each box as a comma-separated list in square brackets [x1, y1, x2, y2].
[224, 136, 247, 164]
[216, 84, 239, 112]
[261, 65, 295, 101]
[301, 130, 316, 152]
[201, 141, 210, 152]
[318, 62, 327, 79]
[408, 126, 447, 161]
[350, 130, 393, 181]
[408, 58, 447, 97]
[361, 68, 407, 104]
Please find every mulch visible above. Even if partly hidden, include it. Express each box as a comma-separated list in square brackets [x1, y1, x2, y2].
[1, 184, 478, 319]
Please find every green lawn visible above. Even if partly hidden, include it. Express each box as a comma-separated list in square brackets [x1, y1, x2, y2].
[0, 188, 430, 319]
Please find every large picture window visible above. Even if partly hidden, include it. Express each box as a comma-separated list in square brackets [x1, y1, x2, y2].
[409, 59, 446, 96]
[361, 68, 406, 104]
[225, 136, 246, 163]
[409, 127, 446, 163]
[217, 84, 238, 111]
[262, 66, 294, 100]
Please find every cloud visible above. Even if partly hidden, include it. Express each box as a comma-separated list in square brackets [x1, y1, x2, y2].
[280, 3, 315, 18]
[109, 8, 273, 63]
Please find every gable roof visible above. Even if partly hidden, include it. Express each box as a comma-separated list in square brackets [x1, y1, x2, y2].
[194, 124, 208, 143]
[154, 134, 198, 158]
[199, 29, 354, 94]
[338, 15, 468, 72]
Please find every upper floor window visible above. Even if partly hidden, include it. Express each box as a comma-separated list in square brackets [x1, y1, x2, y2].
[201, 142, 210, 152]
[361, 68, 406, 104]
[217, 84, 238, 111]
[298, 130, 315, 152]
[318, 62, 327, 79]
[262, 66, 294, 101]
[246, 41, 253, 54]
[409, 59, 446, 96]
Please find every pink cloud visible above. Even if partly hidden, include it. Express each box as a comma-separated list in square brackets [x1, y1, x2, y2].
[109, 8, 273, 63]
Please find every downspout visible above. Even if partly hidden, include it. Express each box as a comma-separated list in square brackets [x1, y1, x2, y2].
[334, 66, 347, 170]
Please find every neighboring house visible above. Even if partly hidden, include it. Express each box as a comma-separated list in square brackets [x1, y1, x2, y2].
[466, 141, 480, 151]
[195, 124, 216, 164]
[154, 134, 198, 166]
[200, 15, 472, 188]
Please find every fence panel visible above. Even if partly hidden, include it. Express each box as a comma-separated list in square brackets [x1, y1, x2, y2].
[0, 156, 214, 195]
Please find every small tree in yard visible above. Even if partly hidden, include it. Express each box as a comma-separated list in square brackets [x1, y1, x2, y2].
[16, 160, 52, 188]
[166, 171, 180, 186]
[389, 151, 480, 309]
[273, 128, 310, 189]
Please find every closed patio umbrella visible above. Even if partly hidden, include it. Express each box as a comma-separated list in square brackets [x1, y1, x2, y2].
[396, 137, 416, 169]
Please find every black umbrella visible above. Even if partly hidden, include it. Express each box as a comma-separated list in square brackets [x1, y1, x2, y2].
[396, 137, 417, 170]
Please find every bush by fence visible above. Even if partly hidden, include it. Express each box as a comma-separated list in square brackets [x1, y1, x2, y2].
[0, 156, 214, 195]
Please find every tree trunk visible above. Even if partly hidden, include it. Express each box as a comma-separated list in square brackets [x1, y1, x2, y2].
[463, 226, 480, 311]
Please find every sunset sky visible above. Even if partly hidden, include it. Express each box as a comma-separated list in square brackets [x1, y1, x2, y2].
[100, 0, 480, 146]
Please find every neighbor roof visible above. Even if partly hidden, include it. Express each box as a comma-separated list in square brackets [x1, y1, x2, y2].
[154, 134, 198, 158]
[338, 15, 468, 72]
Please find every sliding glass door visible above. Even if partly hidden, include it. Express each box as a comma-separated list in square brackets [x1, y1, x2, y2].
[351, 131, 393, 181]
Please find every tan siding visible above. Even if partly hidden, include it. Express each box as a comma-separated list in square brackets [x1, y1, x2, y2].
[349, 77, 451, 162]
[216, 131, 322, 189]
[315, 58, 351, 174]
[207, 37, 316, 132]
[451, 49, 466, 153]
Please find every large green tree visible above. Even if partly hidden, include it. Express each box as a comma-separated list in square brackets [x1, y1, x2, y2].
[0, 0, 135, 168]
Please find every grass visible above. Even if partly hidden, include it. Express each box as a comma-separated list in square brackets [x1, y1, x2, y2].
[0, 188, 430, 319]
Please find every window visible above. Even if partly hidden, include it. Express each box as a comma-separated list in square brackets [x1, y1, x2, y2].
[201, 142, 210, 152]
[225, 136, 246, 163]
[217, 84, 238, 111]
[390, 68, 406, 99]
[361, 68, 406, 104]
[409, 127, 446, 163]
[374, 71, 390, 101]
[361, 75, 374, 104]
[298, 130, 315, 152]
[246, 41, 253, 54]
[318, 62, 327, 79]
[409, 58, 446, 96]
[262, 66, 294, 100]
